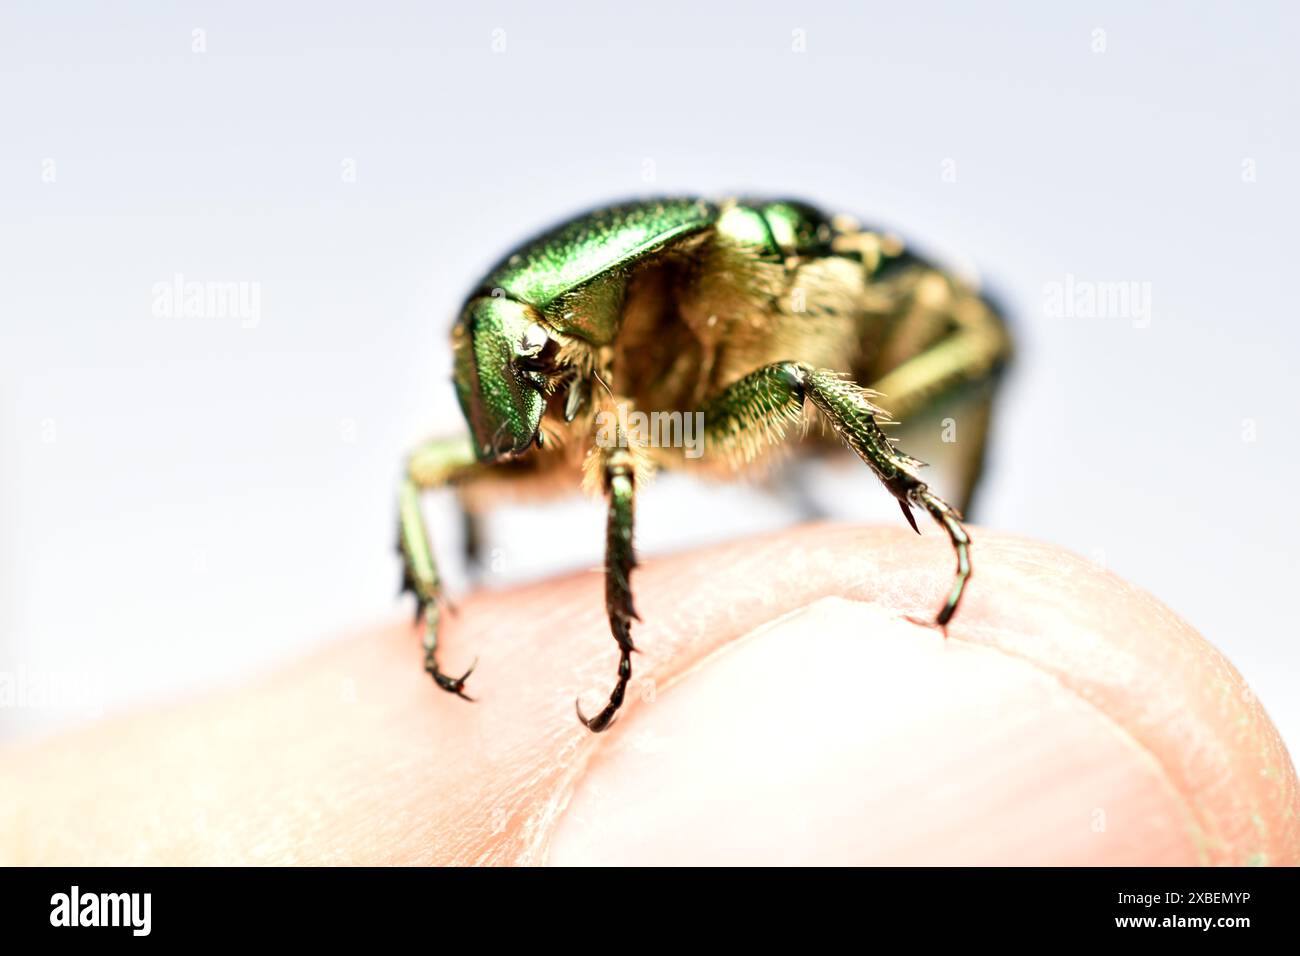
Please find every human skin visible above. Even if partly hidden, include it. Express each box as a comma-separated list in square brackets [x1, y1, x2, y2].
[0, 524, 1295, 866]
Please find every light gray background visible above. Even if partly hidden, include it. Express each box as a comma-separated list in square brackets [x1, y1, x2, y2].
[2, 2, 1296, 753]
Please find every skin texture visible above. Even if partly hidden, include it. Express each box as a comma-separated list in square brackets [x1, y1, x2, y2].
[0, 524, 1295, 866]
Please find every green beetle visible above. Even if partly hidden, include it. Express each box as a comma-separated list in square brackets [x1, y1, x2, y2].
[399, 197, 1013, 732]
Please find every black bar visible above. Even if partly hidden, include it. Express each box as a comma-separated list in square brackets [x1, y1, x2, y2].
[0, 867, 1291, 943]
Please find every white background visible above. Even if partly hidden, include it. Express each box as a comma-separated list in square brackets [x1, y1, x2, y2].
[1, 2, 1296, 752]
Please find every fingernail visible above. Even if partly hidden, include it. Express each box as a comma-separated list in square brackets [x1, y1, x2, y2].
[547, 597, 1199, 865]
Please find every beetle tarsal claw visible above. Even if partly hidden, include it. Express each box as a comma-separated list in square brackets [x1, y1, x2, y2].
[574, 698, 618, 733]
[432, 657, 478, 702]
[898, 497, 921, 534]
[574, 642, 634, 733]
[903, 611, 945, 632]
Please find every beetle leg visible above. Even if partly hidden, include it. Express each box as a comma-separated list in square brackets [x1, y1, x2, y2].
[399, 436, 480, 700]
[575, 444, 639, 733]
[701, 362, 972, 627]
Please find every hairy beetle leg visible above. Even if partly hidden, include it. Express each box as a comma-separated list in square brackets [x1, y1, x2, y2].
[701, 361, 974, 627]
[800, 365, 974, 626]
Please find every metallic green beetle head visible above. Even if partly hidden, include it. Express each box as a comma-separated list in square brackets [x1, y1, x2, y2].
[453, 294, 553, 462]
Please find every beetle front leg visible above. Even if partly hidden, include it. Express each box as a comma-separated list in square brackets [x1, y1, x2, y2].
[575, 444, 639, 733]
[801, 366, 972, 626]
[701, 362, 972, 627]
[399, 436, 480, 699]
